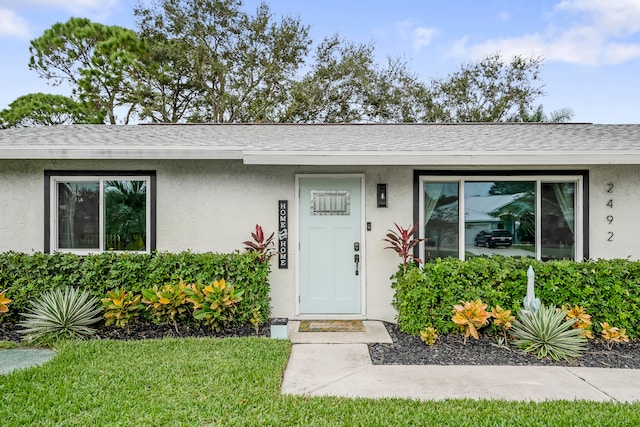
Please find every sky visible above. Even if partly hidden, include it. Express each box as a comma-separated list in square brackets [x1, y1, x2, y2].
[0, 0, 639, 124]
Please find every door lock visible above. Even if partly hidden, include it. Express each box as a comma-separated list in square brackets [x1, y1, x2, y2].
[354, 242, 360, 251]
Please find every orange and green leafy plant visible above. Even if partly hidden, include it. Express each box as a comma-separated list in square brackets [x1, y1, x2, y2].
[491, 305, 515, 341]
[184, 279, 243, 332]
[452, 299, 491, 343]
[142, 281, 190, 332]
[0, 289, 12, 314]
[600, 322, 629, 349]
[101, 289, 143, 329]
[243, 224, 276, 262]
[250, 307, 262, 334]
[420, 326, 438, 345]
[563, 305, 593, 339]
[384, 223, 423, 275]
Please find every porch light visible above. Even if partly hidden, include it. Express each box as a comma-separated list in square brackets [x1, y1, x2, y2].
[377, 183, 388, 208]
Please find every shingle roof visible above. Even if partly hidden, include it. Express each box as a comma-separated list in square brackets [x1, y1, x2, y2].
[1, 123, 640, 165]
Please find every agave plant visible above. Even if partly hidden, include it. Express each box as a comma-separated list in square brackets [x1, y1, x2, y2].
[511, 304, 587, 361]
[18, 287, 103, 341]
[383, 223, 423, 275]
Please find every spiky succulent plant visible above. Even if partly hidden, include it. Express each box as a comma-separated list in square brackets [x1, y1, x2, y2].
[18, 287, 102, 341]
[511, 304, 587, 361]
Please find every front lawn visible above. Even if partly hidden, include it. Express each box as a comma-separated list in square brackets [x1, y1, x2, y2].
[1, 338, 638, 426]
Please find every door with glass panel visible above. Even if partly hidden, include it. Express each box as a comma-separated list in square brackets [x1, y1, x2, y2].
[298, 177, 362, 314]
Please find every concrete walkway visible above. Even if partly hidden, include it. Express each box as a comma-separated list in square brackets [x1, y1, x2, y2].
[282, 321, 640, 402]
[0, 349, 56, 375]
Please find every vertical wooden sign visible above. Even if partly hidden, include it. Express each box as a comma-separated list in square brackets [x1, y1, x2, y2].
[278, 200, 288, 269]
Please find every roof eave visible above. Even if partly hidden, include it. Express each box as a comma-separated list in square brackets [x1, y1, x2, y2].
[0, 146, 245, 160]
[242, 151, 640, 166]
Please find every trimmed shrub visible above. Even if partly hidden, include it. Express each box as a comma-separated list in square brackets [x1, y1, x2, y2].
[0, 251, 271, 325]
[392, 257, 640, 338]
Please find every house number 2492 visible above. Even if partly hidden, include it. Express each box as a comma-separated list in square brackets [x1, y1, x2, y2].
[606, 183, 614, 242]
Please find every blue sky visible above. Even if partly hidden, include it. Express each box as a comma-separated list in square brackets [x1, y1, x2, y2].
[1, 0, 638, 123]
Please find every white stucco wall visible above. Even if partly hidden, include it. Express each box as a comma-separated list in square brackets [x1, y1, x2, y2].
[2, 160, 640, 322]
[588, 165, 640, 260]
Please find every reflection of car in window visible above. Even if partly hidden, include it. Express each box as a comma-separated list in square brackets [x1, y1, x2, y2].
[473, 230, 513, 248]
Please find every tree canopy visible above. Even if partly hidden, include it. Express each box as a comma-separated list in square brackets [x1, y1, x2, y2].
[1, 0, 572, 127]
[0, 93, 104, 128]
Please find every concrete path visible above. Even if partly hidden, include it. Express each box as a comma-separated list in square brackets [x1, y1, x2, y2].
[282, 321, 640, 402]
[0, 349, 56, 375]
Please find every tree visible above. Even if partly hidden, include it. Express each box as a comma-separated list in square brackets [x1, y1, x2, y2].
[0, 93, 105, 128]
[521, 104, 574, 122]
[429, 53, 547, 122]
[281, 35, 376, 123]
[281, 35, 431, 123]
[134, 0, 311, 123]
[29, 18, 147, 124]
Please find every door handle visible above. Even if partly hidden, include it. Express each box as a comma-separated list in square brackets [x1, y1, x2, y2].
[354, 253, 360, 276]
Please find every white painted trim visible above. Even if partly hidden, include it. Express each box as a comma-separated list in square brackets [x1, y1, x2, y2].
[4, 145, 640, 165]
[295, 173, 366, 317]
[0, 146, 243, 160]
[244, 151, 640, 166]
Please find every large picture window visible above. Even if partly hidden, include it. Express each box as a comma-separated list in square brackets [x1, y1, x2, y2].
[417, 172, 585, 261]
[46, 172, 155, 254]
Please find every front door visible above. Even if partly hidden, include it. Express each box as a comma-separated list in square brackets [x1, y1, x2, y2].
[299, 177, 362, 314]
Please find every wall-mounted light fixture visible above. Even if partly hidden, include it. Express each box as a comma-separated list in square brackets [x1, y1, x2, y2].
[377, 183, 388, 208]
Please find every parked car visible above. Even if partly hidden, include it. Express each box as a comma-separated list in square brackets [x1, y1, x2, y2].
[473, 230, 513, 248]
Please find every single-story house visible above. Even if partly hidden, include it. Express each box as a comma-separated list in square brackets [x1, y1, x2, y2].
[1, 123, 639, 322]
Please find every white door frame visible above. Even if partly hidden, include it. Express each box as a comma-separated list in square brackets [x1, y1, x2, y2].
[295, 173, 366, 318]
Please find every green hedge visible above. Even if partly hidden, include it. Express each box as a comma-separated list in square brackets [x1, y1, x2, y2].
[392, 257, 640, 338]
[0, 251, 271, 324]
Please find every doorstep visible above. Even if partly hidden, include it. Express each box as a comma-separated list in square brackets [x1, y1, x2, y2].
[287, 320, 393, 344]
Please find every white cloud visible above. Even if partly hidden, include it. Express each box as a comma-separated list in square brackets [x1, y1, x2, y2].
[413, 27, 438, 50]
[2, 0, 119, 16]
[0, 8, 30, 39]
[498, 11, 510, 22]
[450, 0, 640, 66]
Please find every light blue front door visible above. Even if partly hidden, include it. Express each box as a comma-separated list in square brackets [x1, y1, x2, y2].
[299, 177, 362, 314]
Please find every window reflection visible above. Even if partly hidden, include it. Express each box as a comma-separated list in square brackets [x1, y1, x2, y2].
[58, 182, 100, 249]
[541, 182, 575, 260]
[424, 182, 459, 261]
[104, 180, 147, 251]
[465, 181, 535, 258]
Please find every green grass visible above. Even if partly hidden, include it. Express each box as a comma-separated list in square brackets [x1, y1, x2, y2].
[1, 338, 638, 426]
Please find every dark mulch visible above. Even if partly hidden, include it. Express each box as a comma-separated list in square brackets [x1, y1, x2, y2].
[369, 322, 640, 369]
[3, 321, 639, 369]
[0, 320, 270, 343]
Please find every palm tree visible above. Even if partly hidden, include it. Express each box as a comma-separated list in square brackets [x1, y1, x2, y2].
[104, 180, 147, 250]
[521, 105, 574, 122]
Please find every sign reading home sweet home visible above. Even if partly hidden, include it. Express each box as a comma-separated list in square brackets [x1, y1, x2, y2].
[278, 200, 288, 269]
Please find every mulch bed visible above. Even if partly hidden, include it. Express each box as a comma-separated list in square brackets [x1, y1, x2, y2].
[0, 320, 270, 343]
[3, 320, 639, 369]
[369, 322, 640, 369]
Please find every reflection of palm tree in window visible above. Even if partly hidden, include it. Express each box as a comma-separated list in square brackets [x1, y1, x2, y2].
[490, 193, 535, 244]
[104, 180, 147, 251]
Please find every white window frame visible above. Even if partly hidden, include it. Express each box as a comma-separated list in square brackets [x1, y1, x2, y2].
[418, 175, 583, 261]
[49, 175, 152, 255]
